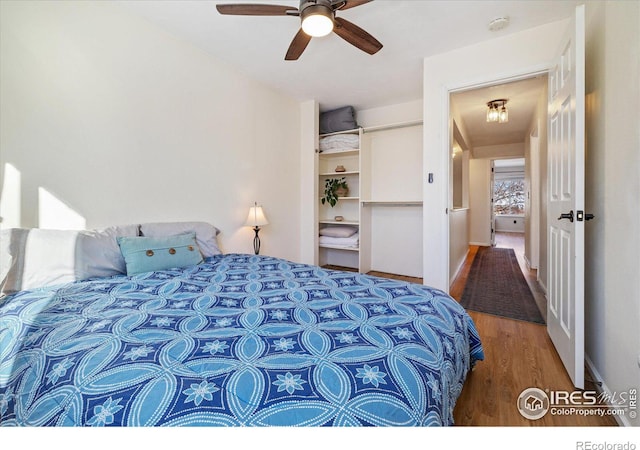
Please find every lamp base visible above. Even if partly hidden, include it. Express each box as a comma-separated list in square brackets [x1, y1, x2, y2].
[253, 226, 261, 255]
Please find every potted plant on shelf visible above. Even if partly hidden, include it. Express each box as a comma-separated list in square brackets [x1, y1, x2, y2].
[322, 177, 349, 207]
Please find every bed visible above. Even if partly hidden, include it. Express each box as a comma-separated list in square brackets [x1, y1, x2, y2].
[0, 223, 483, 427]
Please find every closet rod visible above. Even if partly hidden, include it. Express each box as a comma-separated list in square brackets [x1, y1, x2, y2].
[362, 120, 423, 134]
[361, 201, 423, 207]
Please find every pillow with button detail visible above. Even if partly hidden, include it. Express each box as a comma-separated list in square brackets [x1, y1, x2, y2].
[116, 232, 203, 276]
[139, 222, 221, 257]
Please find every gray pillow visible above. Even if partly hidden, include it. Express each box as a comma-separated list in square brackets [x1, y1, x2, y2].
[319, 106, 358, 134]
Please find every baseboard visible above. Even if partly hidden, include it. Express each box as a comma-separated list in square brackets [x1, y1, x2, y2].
[449, 248, 470, 286]
[585, 355, 632, 427]
[524, 255, 538, 271]
[537, 277, 547, 296]
[469, 241, 491, 246]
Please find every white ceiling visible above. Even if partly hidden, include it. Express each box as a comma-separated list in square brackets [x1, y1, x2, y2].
[451, 75, 548, 148]
[114, 0, 577, 145]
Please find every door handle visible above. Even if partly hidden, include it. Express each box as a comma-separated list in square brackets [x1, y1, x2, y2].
[557, 210, 574, 222]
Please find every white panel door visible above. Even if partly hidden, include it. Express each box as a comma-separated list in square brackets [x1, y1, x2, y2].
[547, 5, 586, 389]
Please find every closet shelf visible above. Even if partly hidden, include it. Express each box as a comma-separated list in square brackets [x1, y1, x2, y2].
[319, 127, 361, 138]
[319, 149, 359, 157]
[320, 197, 359, 201]
[319, 244, 359, 252]
[319, 220, 359, 225]
[319, 170, 359, 177]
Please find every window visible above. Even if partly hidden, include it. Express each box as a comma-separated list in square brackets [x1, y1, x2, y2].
[493, 178, 525, 215]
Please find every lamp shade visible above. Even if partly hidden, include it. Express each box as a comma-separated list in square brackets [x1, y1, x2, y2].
[245, 204, 269, 227]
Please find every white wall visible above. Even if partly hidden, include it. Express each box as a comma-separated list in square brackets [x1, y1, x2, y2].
[449, 208, 469, 285]
[523, 82, 548, 277]
[423, 19, 568, 290]
[357, 100, 422, 127]
[468, 158, 492, 246]
[584, 0, 640, 427]
[473, 143, 524, 160]
[452, 152, 463, 208]
[0, 1, 302, 261]
[299, 100, 319, 266]
[495, 215, 524, 233]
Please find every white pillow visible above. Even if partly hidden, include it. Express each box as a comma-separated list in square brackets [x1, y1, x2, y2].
[1, 225, 139, 294]
[139, 222, 221, 257]
[21, 229, 80, 291]
[1, 228, 30, 295]
[319, 226, 358, 238]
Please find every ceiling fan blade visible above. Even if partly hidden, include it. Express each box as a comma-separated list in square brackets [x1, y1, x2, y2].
[333, 17, 382, 55]
[334, 0, 373, 11]
[216, 4, 298, 16]
[285, 28, 312, 61]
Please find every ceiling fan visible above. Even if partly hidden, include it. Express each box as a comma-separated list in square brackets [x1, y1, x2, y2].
[216, 0, 383, 60]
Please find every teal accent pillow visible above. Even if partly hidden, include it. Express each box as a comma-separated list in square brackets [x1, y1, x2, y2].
[116, 233, 203, 276]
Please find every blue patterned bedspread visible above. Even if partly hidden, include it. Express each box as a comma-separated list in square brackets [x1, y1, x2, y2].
[0, 254, 483, 426]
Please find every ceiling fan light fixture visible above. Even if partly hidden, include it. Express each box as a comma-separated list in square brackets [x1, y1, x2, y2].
[301, 5, 334, 37]
[216, 0, 381, 60]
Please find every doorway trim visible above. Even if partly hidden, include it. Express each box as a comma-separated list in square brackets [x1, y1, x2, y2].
[443, 68, 549, 288]
[527, 126, 541, 271]
[422, 18, 568, 292]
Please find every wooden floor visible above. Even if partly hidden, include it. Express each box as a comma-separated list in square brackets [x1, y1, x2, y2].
[450, 244, 616, 426]
[325, 234, 617, 426]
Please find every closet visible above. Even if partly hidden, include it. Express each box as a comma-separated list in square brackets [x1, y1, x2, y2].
[313, 102, 423, 278]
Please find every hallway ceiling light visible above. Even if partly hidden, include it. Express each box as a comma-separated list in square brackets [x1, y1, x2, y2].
[486, 99, 509, 123]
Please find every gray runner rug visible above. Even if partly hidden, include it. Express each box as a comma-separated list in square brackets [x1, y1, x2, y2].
[460, 246, 545, 324]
